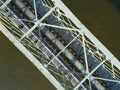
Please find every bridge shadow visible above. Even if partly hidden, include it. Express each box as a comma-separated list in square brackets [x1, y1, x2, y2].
[109, 0, 120, 11]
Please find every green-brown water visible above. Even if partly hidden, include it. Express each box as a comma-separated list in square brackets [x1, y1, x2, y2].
[0, 33, 55, 90]
[0, 0, 120, 90]
[62, 0, 120, 60]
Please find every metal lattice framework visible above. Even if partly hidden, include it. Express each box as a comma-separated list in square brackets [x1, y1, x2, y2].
[0, 0, 120, 90]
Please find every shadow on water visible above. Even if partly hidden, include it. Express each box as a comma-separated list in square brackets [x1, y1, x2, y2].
[109, 0, 120, 10]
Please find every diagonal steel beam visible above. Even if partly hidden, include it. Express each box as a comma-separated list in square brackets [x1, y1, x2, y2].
[82, 32, 92, 90]
[0, 23, 65, 90]
[20, 6, 56, 41]
[46, 33, 80, 67]
[0, 0, 12, 9]
[73, 59, 107, 90]
[33, 0, 38, 20]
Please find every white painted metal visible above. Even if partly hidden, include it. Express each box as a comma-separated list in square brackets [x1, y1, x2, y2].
[0, 0, 12, 9]
[73, 60, 107, 90]
[33, 0, 38, 20]
[0, 2, 82, 89]
[46, 33, 81, 67]
[82, 33, 92, 90]
[0, 23, 65, 90]
[20, 6, 56, 41]
[0, 1, 81, 89]
[52, 0, 120, 71]
[91, 76, 120, 83]
[0, 0, 120, 89]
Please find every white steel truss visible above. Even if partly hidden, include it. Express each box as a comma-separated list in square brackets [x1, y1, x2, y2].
[0, 0, 120, 90]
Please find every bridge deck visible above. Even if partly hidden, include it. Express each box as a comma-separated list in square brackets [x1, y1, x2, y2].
[0, 0, 120, 90]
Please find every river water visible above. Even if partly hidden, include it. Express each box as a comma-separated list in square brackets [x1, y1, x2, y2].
[0, 0, 120, 90]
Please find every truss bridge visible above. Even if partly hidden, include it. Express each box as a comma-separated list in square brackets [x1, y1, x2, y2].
[0, 0, 120, 90]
